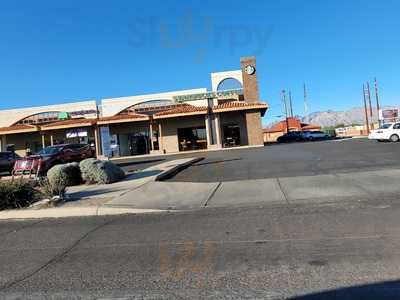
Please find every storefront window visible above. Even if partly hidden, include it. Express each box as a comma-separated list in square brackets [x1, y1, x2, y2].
[178, 127, 207, 151]
[223, 124, 241, 147]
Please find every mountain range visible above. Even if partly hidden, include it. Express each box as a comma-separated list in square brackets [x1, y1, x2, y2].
[301, 106, 397, 127]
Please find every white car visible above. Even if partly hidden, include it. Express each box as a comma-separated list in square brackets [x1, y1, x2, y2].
[368, 123, 400, 142]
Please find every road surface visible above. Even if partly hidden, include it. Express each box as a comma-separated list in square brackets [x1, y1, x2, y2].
[1, 198, 400, 299]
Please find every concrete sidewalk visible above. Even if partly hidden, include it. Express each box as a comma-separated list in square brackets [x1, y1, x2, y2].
[0, 157, 201, 220]
[104, 168, 400, 209]
[2, 162, 400, 220]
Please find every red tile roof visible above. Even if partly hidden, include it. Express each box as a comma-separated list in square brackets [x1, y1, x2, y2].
[214, 101, 267, 110]
[264, 117, 321, 133]
[154, 101, 268, 118]
[40, 118, 97, 130]
[97, 113, 149, 124]
[302, 124, 321, 130]
[0, 124, 39, 133]
[153, 104, 208, 118]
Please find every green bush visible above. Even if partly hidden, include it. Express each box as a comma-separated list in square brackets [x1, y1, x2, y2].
[80, 158, 125, 184]
[47, 162, 82, 187]
[42, 163, 81, 198]
[0, 179, 38, 210]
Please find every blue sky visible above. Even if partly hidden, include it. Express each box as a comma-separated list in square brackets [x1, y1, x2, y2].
[0, 0, 399, 125]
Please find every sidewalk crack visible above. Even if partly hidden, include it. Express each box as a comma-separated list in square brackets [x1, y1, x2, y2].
[0, 218, 116, 291]
[276, 178, 290, 205]
[204, 182, 221, 207]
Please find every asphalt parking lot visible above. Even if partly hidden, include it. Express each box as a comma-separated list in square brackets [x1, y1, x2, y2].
[114, 138, 400, 182]
[168, 138, 400, 182]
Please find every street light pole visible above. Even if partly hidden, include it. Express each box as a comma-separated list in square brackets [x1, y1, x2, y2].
[363, 84, 370, 135]
[281, 90, 290, 133]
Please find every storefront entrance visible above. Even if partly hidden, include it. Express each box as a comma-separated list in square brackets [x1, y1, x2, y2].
[223, 124, 241, 147]
[177, 127, 207, 151]
[117, 133, 150, 156]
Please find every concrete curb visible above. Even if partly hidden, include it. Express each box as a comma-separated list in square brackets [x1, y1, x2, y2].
[154, 157, 203, 181]
[0, 206, 166, 220]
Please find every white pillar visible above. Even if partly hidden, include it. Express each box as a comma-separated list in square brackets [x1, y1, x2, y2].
[214, 113, 222, 148]
[205, 115, 212, 147]
[94, 126, 101, 156]
[0, 135, 5, 151]
[41, 134, 46, 149]
[158, 122, 164, 153]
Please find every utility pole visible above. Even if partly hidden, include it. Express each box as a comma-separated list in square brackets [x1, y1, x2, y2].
[281, 90, 290, 133]
[289, 90, 294, 117]
[367, 82, 373, 125]
[374, 78, 381, 126]
[363, 84, 370, 135]
[303, 84, 309, 123]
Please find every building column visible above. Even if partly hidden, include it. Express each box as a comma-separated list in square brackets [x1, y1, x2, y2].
[158, 122, 164, 153]
[50, 134, 54, 146]
[245, 111, 264, 146]
[214, 113, 222, 148]
[205, 115, 212, 146]
[149, 122, 154, 151]
[94, 126, 102, 157]
[41, 134, 46, 149]
[0, 135, 6, 151]
[205, 114, 222, 149]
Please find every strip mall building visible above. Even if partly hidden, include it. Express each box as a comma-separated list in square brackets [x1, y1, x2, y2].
[0, 57, 268, 158]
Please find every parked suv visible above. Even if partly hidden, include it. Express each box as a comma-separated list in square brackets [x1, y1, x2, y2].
[0, 152, 19, 175]
[13, 144, 95, 175]
[277, 131, 306, 143]
[302, 131, 330, 141]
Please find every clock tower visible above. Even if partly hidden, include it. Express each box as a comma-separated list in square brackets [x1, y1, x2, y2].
[240, 56, 260, 103]
[240, 56, 264, 146]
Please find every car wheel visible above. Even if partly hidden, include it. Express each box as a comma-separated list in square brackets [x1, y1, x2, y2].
[390, 134, 399, 142]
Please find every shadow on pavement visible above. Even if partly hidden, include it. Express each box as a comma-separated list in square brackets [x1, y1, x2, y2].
[289, 279, 400, 300]
[66, 187, 128, 200]
[192, 158, 242, 166]
[115, 158, 166, 167]
[124, 169, 161, 180]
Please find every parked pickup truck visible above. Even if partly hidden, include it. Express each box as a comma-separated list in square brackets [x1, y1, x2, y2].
[0, 152, 20, 175]
[13, 144, 95, 175]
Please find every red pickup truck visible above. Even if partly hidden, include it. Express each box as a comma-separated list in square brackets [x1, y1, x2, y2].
[13, 144, 95, 175]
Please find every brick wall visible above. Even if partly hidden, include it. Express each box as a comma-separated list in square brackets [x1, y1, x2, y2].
[240, 56, 260, 103]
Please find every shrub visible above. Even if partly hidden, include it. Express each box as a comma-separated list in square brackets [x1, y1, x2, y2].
[80, 158, 125, 184]
[42, 163, 81, 198]
[39, 177, 67, 199]
[47, 162, 82, 187]
[0, 179, 38, 210]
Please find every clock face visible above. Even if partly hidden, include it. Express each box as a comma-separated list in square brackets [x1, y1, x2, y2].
[245, 65, 255, 75]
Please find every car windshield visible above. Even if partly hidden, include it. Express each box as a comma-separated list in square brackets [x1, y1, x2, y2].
[379, 124, 392, 129]
[37, 146, 63, 155]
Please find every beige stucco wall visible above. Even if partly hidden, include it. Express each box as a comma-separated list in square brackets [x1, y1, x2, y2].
[211, 70, 243, 91]
[0, 101, 97, 127]
[101, 88, 207, 117]
[159, 115, 206, 153]
[263, 131, 283, 143]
